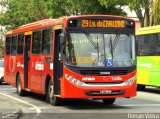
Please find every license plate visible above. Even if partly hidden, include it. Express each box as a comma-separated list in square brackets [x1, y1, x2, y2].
[100, 90, 112, 94]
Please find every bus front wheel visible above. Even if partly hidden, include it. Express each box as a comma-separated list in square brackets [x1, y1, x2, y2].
[46, 80, 61, 106]
[17, 75, 25, 96]
[103, 98, 116, 105]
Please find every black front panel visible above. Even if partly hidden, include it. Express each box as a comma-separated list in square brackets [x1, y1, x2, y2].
[67, 16, 135, 34]
[65, 65, 136, 76]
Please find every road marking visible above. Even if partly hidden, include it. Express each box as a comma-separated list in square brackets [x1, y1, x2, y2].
[123, 104, 160, 107]
[0, 92, 41, 116]
[29, 107, 53, 110]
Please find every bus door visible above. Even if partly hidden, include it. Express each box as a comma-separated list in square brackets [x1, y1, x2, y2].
[24, 32, 31, 89]
[30, 30, 42, 92]
[54, 28, 63, 95]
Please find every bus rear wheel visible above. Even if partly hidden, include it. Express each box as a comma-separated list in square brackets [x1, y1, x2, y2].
[0, 77, 3, 85]
[103, 98, 116, 105]
[17, 75, 25, 96]
[46, 80, 61, 106]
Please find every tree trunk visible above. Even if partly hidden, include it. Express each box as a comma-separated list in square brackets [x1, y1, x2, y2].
[144, 8, 150, 26]
[135, 9, 144, 27]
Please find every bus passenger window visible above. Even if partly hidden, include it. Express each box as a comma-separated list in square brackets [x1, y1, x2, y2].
[5, 36, 11, 55]
[42, 28, 52, 54]
[17, 34, 24, 55]
[11, 35, 17, 55]
[157, 34, 160, 55]
[32, 30, 41, 54]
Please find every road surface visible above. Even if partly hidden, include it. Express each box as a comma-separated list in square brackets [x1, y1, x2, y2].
[0, 83, 160, 119]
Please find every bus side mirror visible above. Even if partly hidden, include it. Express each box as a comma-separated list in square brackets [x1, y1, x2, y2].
[60, 33, 65, 46]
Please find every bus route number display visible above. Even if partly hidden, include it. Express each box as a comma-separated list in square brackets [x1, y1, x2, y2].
[81, 20, 125, 28]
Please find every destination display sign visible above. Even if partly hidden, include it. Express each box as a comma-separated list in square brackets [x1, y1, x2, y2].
[81, 19, 125, 28]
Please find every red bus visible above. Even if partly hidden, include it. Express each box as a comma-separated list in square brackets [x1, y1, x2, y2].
[4, 15, 136, 105]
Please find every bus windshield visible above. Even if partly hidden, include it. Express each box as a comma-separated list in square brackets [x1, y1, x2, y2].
[65, 32, 136, 68]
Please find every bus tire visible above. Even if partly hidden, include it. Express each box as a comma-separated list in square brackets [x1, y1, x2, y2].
[137, 84, 146, 91]
[17, 75, 25, 96]
[46, 79, 61, 106]
[103, 98, 116, 105]
[0, 77, 3, 85]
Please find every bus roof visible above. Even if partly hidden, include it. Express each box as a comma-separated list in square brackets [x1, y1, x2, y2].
[6, 15, 134, 36]
[6, 19, 62, 35]
[136, 25, 160, 35]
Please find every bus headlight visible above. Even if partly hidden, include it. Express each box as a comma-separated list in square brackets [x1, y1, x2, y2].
[123, 76, 136, 86]
[65, 74, 85, 86]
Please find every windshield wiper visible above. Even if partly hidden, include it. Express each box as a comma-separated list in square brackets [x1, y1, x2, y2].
[109, 37, 113, 59]
[102, 34, 107, 66]
[84, 31, 104, 67]
[109, 34, 120, 57]
[109, 34, 120, 66]
[92, 36, 101, 66]
[84, 31, 102, 67]
[84, 31, 98, 50]
[112, 34, 120, 50]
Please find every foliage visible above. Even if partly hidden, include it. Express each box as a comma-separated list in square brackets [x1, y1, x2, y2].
[0, 0, 49, 30]
[99, 0, 127, 16]
[0, 40, 4, 50]
[0, 0, 127, 30]
[99, 0, 127, 6]
[128, 0, 151, 27]
[45, 0, 69, 17]
[99, 0, 152, 27]
[150, 0, 160, 25]
[0, 40, 4, 58]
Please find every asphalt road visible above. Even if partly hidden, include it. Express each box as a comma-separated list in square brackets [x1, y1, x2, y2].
[0, 83, 160, 119]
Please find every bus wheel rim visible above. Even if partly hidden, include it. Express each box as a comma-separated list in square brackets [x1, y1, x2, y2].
[18, 81, 21, 93]
[49, 85, 53, 99]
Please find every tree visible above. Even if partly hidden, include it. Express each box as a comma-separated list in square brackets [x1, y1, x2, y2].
[99, 0, 152, 27]
[44, 0, 70, 17]
[45, 0, 127, 17]
[1, 0, 127, 30]
[0, 40, 4, 58]
[150, 0, 160, 25]
[128, 0, 151, 27]
[0, 0, 49, 30]
[99, 0, 127, 16]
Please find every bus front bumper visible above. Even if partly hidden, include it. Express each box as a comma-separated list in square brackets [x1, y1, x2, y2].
[60, 79, 137, 99]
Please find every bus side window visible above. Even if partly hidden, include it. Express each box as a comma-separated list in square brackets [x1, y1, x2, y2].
[135, 36, 139, 56]
[17, 34, 24, 55]
[32, 30, 41, 54]
[137, 35, 145, 56]
[5, 36, 11, 55]
[11, 35, 17, 55]
[156, 33, 160, 55]
[42, 28, 52, 54]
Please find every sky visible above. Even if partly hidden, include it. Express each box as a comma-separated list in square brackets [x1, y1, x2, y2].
[123, 6, 137, 17]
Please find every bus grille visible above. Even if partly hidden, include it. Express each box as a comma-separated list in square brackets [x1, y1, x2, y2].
[85, 82, 124, 85]
[86, 90, 124, 96]
[79, 70, 129, 76]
